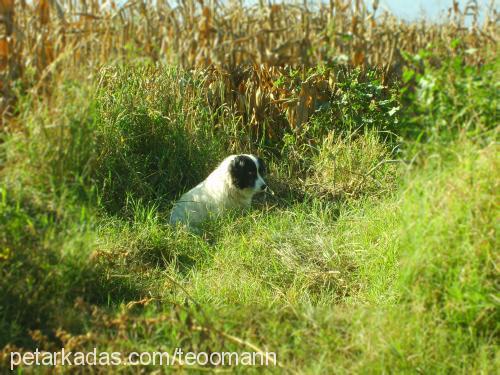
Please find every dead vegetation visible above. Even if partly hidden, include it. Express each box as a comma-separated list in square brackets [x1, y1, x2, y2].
[0, 0, 498, 128]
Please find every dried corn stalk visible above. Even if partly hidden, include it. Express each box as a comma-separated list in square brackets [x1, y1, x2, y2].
[3, 0, 498, 132]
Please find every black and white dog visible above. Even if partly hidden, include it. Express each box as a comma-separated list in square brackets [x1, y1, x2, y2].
[170, 154, 267, 229]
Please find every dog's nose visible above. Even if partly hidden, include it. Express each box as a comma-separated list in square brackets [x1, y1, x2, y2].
[261, 184, 267, 190]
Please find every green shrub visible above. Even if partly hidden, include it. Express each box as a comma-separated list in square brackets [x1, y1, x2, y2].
[400, 49, 499, 141]
[315, 68, 400, 135]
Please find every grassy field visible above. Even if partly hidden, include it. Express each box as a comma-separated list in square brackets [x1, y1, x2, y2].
[0, 1, 499, 373]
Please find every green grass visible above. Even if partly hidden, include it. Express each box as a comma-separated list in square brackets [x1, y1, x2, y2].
[0, 56, 498, 372]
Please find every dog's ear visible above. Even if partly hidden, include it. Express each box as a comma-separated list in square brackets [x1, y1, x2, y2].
[229, 155, 252, 189]
[229, 155, 246, 172]
[229, 155, 246, 183]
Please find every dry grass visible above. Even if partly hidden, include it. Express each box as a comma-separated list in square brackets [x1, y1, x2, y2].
[0, 0, 498, 127]
[306, 130, 399, 199]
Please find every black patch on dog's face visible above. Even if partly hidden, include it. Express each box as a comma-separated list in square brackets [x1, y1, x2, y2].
[229, 155, 258, 189]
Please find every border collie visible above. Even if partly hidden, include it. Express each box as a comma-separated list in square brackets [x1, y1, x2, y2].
[170, 154, 267, 229]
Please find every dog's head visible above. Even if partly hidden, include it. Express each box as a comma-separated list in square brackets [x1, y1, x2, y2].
[229, 154, 267, 193]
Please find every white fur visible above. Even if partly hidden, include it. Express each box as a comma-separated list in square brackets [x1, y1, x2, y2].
[169, 154, 266, 229]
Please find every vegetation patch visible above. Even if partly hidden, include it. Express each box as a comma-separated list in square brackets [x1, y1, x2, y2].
[0, 1, 498, 372]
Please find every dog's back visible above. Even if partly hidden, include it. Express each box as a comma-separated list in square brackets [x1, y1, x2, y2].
[169, 181, 218, 227]
[170, 154, 266, 229]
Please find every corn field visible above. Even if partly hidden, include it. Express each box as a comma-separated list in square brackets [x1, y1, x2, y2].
[0, 0, 498, 128]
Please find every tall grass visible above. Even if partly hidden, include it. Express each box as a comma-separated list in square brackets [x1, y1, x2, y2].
[1, 132, 497, 372]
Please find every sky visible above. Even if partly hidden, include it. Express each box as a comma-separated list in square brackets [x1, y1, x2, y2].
[110, 0, 497, 22]
[374, 0, 494, 21]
